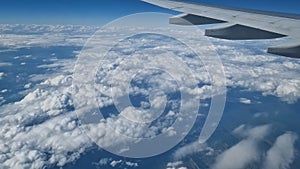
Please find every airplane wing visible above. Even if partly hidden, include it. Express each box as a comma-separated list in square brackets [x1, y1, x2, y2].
[141, 0, 300, 58]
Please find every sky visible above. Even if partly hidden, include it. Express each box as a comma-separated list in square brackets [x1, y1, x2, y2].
[0, 0, 299, 26]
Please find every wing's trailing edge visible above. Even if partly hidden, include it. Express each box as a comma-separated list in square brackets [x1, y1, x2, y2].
[205, 24, 286, 40]
[142, 0, 300, 58]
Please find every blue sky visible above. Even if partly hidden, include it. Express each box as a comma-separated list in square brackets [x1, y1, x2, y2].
[0, 0, 299, 25]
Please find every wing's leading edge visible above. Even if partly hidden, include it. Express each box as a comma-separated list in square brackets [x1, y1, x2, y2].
[142, 0, 300, 58]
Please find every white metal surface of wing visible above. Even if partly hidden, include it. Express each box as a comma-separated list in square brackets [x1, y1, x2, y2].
[142, 0, 300, 58]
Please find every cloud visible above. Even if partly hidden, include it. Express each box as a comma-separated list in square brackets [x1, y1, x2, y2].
[0, 23, 299, 169]
[0, 72, 4, 80]
[209, 38, 300, 104]
[93, 158, 138, 168]
[167, 161, 183, 167]
[0, 26, 213, 168]
[212, 124, 271, 169]
[110, 160, 122, 167]
[173, 141, 213, 160]
[239, 98, 251, 104]
[166, 161, 187, 169]
[0, 96, 5, 105]
[125, 161, 138, 167]
[212, 139, 259, 169]
[0, 24, 98, 49]
[252, 112, 269, 118]
[219, 125, 298, 169]
[232, 124, 271, 140]
[0, 62, 12, 67]
[232, 124, 246, 136]
[0, 59, 93, 168]
[24, 83, 32, 89]
[0, 24, 99, 35]
[97, 158, 111, 166]
[263, 132, 298, 169]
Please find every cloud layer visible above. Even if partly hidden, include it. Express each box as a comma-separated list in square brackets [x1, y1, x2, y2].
[0, 24, 299, 168]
